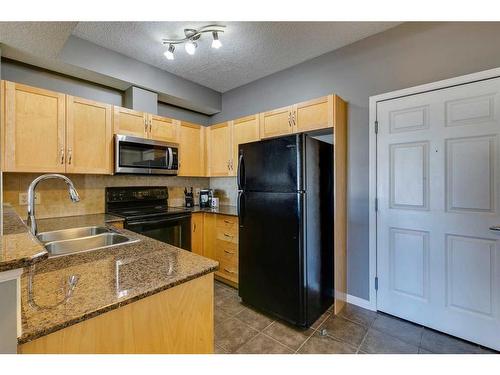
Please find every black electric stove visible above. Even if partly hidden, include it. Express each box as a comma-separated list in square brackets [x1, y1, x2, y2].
[106, 186, 192, 251]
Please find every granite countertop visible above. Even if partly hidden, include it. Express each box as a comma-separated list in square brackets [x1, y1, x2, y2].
[182, 205, 238, 217]
[0, 206, 126, 273]
[0, 205, 48, 272]
[19, 217, 218, 345]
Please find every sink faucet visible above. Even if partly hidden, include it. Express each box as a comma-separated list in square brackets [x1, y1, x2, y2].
[27, 174, 80, 235]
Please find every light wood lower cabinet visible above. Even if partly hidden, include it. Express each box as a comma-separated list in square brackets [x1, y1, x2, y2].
[66, 96, 113, 174]
[3, 81, 66, 173]
[178, 121, 205, 177]
[19, 273, 214, 354]
[191, 213, 239, 286]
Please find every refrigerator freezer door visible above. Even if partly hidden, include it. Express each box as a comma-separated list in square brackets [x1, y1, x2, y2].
[239, 135, 302, 193]
[238, 191, 306, 325]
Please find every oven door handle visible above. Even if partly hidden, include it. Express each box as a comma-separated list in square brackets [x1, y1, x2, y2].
[127, 215, 191, 226]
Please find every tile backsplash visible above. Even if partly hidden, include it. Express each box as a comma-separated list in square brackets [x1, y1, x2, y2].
[3, 173, 211, 219]
[210, 177, 238, 206]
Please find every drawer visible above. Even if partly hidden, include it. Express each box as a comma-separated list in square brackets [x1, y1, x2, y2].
[216, 259, 238, 283]
[216, 215, 238, 232]
[216, 239, 238, 265]
[216, 228, 238, 243]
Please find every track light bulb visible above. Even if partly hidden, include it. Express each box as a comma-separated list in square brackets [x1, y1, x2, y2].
[164, 44, 175, 60]
[211, 32, 222, 49]
[185, 40, 197, 55]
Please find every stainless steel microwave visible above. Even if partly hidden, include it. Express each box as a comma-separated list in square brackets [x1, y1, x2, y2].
[114, 134, 179, 175]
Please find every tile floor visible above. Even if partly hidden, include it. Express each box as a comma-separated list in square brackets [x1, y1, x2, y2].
[214, 281, 497, 354]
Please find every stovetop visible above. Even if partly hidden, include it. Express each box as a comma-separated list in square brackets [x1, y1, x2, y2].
[107, 204, 189, 220]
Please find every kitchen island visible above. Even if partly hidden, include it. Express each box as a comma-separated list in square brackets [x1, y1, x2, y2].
[1, 210, 218, 354]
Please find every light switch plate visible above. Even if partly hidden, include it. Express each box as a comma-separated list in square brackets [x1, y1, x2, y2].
[19, 192, 41, 205]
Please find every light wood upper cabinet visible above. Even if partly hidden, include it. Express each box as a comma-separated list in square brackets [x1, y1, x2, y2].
[149, 115, 178, 142]
[230, 114, 260, 176]
[113, 106, 148, 138]
[293, 95, 333, 133]
[178, 121, 205, 177]
[206, 122, 231, 176]
[259, 105, 293, 139]
[3, 81, 66, 173]
[66, 96, 113, 174]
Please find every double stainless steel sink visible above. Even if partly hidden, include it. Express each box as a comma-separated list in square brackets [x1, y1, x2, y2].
[36, 226, 139, 257]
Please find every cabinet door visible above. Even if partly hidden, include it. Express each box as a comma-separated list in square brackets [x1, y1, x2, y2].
[259, 105, 292, 139]
[191, 213, 204, 256]
[66, 96, 112, 174]
[230, 115, 260, 176]
[149, 115, 178, 142]
[293, 95, 333, 133]
[3, 81, 66, 172]
[207, 122, 231, 176]
[113, 106, 147, 138]
[202, 213, 217, 260]
[178, 121, 205, 177]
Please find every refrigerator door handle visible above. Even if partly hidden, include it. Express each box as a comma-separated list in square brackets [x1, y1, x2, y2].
[238, 191, 245, 225]
[237, 152, 245, 190]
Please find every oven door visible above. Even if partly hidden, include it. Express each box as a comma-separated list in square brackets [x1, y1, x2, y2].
[125, 214, 191, 251]
[115, 134, 178, 175]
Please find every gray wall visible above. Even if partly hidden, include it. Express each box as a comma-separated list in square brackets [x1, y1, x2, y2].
[1, 59, 211, 125]
[0, 280, 17, 353]
[1, 59, 123, 105]
[210, 22, 500, 300]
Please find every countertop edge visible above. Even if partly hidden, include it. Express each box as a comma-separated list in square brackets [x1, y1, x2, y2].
[0, 249, 49, 273]
[18, 263, 218, 345]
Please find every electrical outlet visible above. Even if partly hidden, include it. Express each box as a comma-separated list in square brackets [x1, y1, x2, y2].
[19, 192, 41, 205]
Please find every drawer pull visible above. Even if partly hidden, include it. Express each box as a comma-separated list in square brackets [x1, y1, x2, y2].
[223, 233, 234, 238]
[223, 268, 236, 274]
[224, 219, 234, 224]
[224, 250, 235, 255]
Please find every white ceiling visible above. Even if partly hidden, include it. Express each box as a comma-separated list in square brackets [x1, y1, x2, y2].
[72, 22, 400, 92]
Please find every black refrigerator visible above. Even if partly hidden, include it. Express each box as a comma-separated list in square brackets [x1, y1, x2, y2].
[237, 134, 334, 328]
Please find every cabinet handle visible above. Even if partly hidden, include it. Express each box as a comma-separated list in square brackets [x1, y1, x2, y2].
[68, 148, 72, 165]
[60, 148, 65, 164]
[149, 119, 152, 133]
[224, 219, 234, 224]
[193, 223, 196, 232]
[224, 250, 235, 255]
[292, 111, 296, 127]
[223, 233, 234, 238]
[230, 159, 233, 170]
[223, 268, 236, 274]
[145, 119, 148, 132]
[288, 112, 291, 127]
[227, 160, 230, 171]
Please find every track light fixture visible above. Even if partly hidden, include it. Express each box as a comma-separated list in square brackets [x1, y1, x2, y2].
[162, 25, 225, 60]
[164, 44, 175, 60]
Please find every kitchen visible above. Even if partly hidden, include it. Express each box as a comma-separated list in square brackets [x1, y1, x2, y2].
[1, 7, 500, 370]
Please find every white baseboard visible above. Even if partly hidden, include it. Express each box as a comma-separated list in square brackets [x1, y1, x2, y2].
[346, 294, 376, 311]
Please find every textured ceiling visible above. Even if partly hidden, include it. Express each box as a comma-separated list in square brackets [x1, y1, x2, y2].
[72, 22, 400, 92]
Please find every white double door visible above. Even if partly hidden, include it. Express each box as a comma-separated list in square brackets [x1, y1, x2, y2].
[377, 77, 500, 350]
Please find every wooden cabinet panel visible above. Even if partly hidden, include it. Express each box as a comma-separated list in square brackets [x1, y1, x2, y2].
[113, 106, 147, 138]
[66, 96, 112, 174]
[259, 106, 292, 139]
[3, 81, 66, 173]
[207, 122, 231, 176]
[178, 121, 205, 177]
[217, 259, 238, 284]
[215, 239, 238, 265]
[149, 115, 178, 142]
[19, 274, 214, 354]
[230, 115, 260, 176]
[191, 213, 204, 256]
[202, 213, 217, 260]
[293, 95, 333, 132]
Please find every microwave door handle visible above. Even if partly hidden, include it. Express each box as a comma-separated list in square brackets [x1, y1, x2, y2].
[168, 147, 173, 169]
